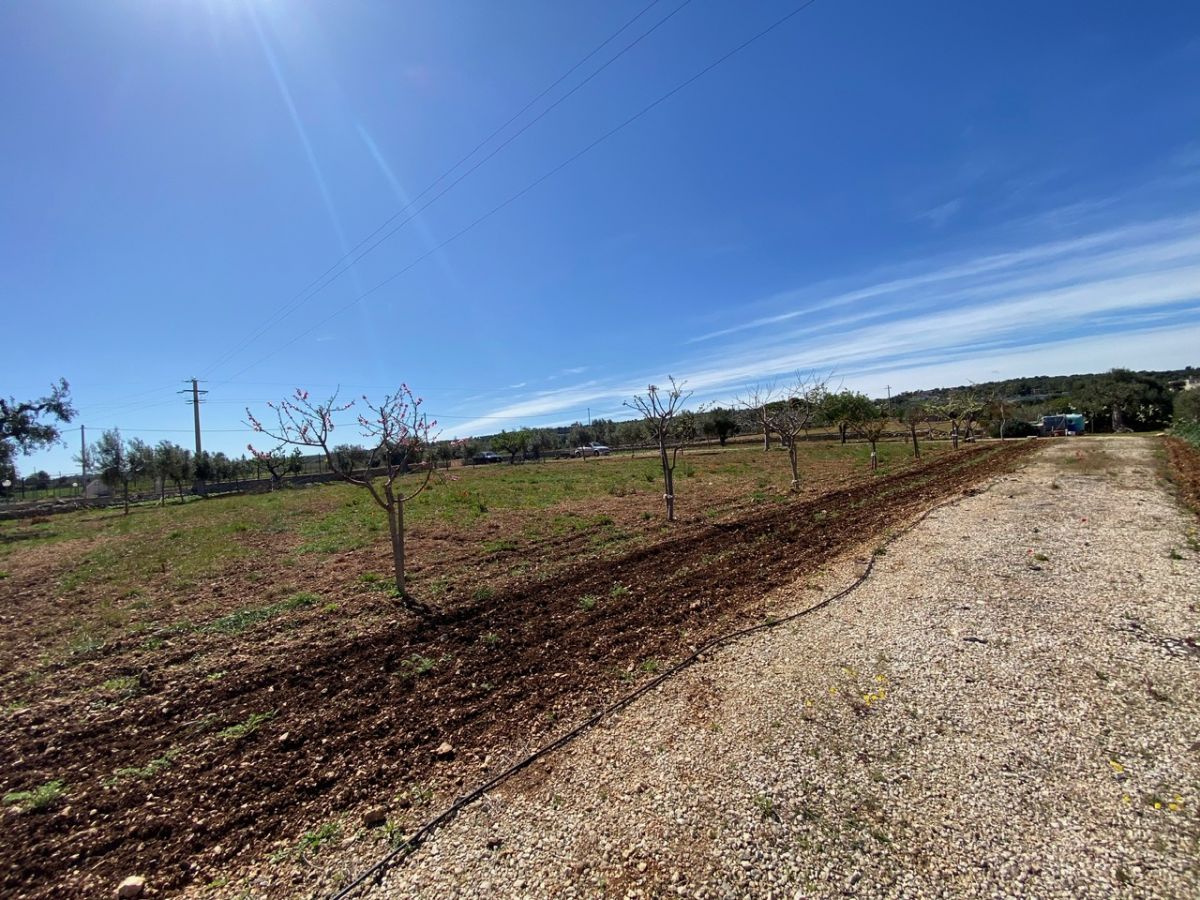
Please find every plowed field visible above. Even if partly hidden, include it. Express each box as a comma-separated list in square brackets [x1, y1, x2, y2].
[0, 441, 1036, 897]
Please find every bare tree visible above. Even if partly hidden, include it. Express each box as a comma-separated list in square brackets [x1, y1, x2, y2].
[766, 372, 828, 492]
[737, 381, 777, 451]
[248, 385, 436, 600]
[987, 393, 1018, 440]
[625, 378, 693, 522]
[961, 393, 985, 443]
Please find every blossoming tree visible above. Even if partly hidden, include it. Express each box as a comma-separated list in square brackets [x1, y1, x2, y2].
[247, 385, 436, 600]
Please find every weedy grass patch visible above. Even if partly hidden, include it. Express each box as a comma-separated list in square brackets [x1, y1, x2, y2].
[204, 592, 319, 635]
[217, 711, 276, 741]
[3, 780, 66, 812]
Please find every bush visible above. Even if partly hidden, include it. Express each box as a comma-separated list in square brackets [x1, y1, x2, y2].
[1175, 389, 1200, 425]
[989, 419, 1038, 439]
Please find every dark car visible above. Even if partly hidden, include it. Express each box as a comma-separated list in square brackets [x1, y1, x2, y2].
[472, 451, 505, 464]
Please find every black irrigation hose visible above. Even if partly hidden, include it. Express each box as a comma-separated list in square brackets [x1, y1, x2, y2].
[329, 487, 977, 900]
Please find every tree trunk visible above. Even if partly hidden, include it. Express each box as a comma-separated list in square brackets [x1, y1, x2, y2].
[839, 423, 847, 444]
[160, 478, 166, 507]
[658, 437, 675, 522]
[761, 417, 770, 451]
[123, 482, 130, 515]
[788, 441, 800, 492]
[951, 422, 959, 450]
[387, 498, 406, 596]
[870, 441, 878, 471]
[910, 423, 920, 460]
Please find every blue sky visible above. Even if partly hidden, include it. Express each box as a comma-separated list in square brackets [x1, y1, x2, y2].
[3, 0, 1199, 475]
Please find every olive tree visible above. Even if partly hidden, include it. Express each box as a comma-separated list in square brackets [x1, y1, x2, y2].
[0, 379, 74, 482]
[625, 377, 693, 522]
[92, 430, 150, 514]
[248, 385, 436, 600]
[820, 390, 854, 445]
[491, 429, 529, 464]
[154, 441, 192, 505]
[703, 408, 739, 446]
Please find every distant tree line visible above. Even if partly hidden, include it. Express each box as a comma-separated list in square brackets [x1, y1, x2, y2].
[892, 367, 1195, 434]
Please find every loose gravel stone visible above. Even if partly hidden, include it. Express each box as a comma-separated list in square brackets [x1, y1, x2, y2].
[342, 438, 1198, 899]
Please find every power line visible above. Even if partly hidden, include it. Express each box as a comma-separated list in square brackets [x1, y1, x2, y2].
[200, 0, 682, 380]
[223, 0, 824, 383]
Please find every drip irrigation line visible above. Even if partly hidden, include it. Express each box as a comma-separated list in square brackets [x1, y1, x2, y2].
[329, 487, 974, 900]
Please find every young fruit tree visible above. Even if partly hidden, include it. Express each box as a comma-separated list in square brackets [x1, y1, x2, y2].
[247, 385, 437, 600]
[737, 381, 777, 451]
[987, 393, 1019, 440]
[625, 378, 694, 522]
[848, 395, 888, 471]
[897, 400, 929, 460]
[766, 373, 828, 492]
[935, 390, 980, 449]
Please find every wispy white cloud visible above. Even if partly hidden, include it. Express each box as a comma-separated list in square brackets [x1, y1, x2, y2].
[443, 205, 1200, 437]
[915, 197, 963, 228]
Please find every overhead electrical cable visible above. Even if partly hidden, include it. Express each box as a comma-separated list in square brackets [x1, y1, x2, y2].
[222, 0, 824, 384]
[200, 0, 685, 379]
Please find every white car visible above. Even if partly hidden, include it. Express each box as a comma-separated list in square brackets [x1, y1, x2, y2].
[572, 442, 611, 457]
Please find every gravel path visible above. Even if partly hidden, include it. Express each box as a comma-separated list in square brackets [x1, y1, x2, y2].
[358, 437, 1199, 899]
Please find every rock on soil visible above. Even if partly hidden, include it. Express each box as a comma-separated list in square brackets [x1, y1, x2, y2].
[353, 437, 1199, 899]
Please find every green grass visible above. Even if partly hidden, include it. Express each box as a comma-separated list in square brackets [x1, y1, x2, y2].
[204, 592, 319, 635]
[271, 820, 342, 863]
[300, 821, 341, 855]
[100, 675, 140, 696]
[3, 779, 66, 812]
[2, 440, 953, 662]
[109, 749, 179, 783]
[399, 654, 445, 678]
[217, 710, 276, 741]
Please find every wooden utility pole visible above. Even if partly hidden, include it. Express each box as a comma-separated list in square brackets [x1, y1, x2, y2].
[80, 424, 87, 487]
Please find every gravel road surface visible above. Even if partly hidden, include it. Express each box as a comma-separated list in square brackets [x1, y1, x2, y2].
[360, 437, 1199, 899]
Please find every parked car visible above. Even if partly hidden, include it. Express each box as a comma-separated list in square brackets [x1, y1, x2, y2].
[572, 442, 611, 457]
[472, 451, 505, 464]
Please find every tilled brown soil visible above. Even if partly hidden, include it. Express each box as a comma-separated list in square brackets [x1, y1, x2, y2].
[1, 442, 1035, 898]
[1165, 436, 1200, 515]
